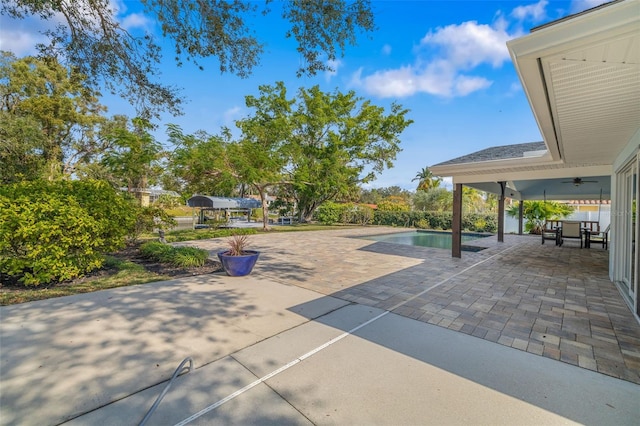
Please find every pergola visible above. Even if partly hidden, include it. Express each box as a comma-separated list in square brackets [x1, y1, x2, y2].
[187, 195, 261, 222]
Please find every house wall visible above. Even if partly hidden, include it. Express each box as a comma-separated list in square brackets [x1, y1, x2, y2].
[610, 128, 639, 316]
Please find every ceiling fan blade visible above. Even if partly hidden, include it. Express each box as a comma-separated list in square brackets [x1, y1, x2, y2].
[560, 178, 599, 185]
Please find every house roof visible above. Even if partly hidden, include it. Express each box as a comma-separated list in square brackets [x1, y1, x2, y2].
[432, 142, 546, 167]
[531, 0, 623, 32]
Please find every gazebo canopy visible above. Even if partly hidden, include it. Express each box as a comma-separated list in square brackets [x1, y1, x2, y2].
[187, 196, 261, 210]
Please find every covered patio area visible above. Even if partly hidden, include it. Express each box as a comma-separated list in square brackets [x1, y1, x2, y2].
[430, 0, 639, 320]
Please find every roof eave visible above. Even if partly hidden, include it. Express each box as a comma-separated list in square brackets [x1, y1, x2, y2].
[506, 0, 639, 163]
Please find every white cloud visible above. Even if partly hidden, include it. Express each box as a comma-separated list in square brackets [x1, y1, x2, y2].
[420, 20, 514, 68]
[0, 8, 65, 56]
[358, 66, 418, 98]
[569, 0, 610, 14]
[0, 25, 46, 56]
[381, 44, 392, 55]
[223, 106, 242, 125]
[440, 177, 454, 190]
[512, 0, 548, 22]
[120, 13, 152, 31]
[355, 18, 520, 99]
[325, 58, 342, 81]
[455, 75, 493, 96]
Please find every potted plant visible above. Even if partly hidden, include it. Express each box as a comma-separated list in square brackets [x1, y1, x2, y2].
[217, 234, 260, 276]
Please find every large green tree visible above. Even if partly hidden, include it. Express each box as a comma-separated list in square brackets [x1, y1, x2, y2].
[462, 186, 486, 214]
[100, 116, 165, 195]
[0, 52, 106, 182]
[289, 85, 412, 222]
[2, 1, 375, 118]
[413, 187, 453, 212]
[359, 186, 413, 205]
[168, 83, 294, 230]
[167, 126, 237, 197]
[233, 82, 295, 228]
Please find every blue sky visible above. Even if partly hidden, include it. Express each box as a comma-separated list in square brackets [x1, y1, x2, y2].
[1, 0, 609, 190]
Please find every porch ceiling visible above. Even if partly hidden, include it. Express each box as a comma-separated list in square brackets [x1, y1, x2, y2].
[468, 175, 611, 201]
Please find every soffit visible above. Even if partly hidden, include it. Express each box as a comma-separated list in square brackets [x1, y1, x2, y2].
[507, 0, 640, 164]
[544, 32, 640, 165]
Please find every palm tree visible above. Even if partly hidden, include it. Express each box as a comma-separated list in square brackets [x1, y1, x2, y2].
[412, 166, 442, 191]
[462, 186, 485, 213]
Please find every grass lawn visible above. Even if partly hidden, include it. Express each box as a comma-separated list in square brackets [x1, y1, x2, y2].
[0, 257, 170, 306]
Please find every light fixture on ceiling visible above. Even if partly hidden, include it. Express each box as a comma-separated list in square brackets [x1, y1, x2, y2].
[561, 177, 598, 186]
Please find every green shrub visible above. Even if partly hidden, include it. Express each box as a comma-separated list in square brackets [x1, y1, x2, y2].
[315, 201, 342, 225]
[171, 247, 209, 268]
[372, 211, 496, 233]
[351, 204, 374, 225]
[0, 179, 137, 286]
[129, 205, 177, 243]
[315, 202, 375, 225]
[415, 218, 430, 229]
[139, 241, 174, 262]
[377, 199, 410, 212]
[139, 242, 209, 268]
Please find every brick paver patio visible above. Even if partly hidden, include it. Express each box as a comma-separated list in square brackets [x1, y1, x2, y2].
[186, 227, 640, 384]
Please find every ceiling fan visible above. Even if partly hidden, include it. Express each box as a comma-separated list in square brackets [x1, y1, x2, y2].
[562, 177, 598, 186]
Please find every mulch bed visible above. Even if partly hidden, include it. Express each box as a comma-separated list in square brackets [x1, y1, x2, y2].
[110, 243, 223, 277]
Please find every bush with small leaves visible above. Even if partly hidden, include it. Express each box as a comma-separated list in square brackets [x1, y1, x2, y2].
[314, 201, 342, 225]
[139, 241, 174, 262]
[373, 211, 495, 233]
[0, 179, 137, 286]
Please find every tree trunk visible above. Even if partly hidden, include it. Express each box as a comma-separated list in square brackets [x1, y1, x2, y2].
[259, 189, 270, 231]
[299, 201, 317, 223]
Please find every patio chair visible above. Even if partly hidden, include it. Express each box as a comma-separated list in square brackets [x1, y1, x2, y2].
[587, 224, 610, 249]
[559, 221, 583, 248]
[541, 221, 560, 245]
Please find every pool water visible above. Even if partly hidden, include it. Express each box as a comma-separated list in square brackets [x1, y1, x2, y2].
[360, 230, 488, 251]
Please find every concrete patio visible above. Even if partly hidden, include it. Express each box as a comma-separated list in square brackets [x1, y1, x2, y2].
[186, 227, 640, 384]
[1, 227, 639, 425]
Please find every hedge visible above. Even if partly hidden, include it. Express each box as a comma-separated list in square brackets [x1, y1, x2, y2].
[373, 211, 497, 233]
[0, 180, 137, 286]
[315, 202, 374, 225]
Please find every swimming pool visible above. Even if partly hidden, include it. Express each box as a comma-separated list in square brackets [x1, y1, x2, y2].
[360, 230, 488, 251]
